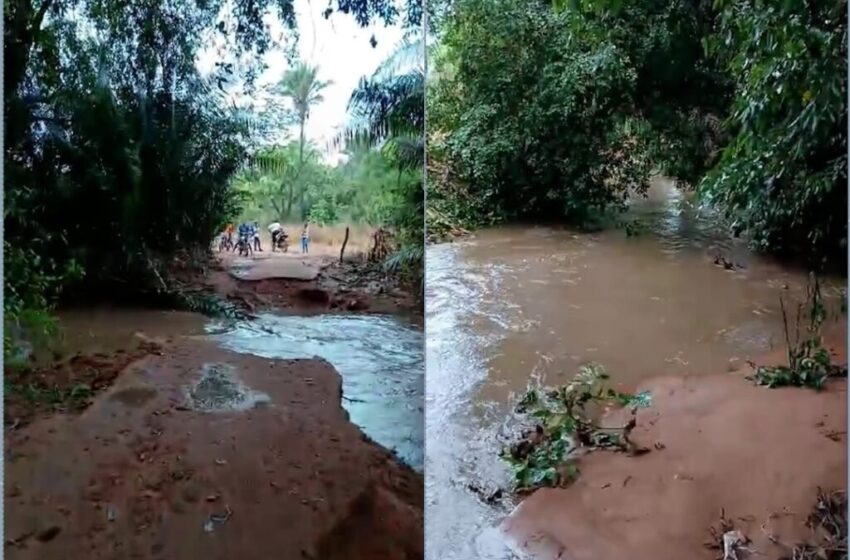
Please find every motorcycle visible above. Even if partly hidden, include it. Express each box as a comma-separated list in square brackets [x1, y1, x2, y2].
[274, 232, 289, 252]
[236, 234, 253, 257]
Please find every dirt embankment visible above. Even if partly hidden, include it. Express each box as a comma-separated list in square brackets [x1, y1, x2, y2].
[194, 249, 419, 318]
[6, 338, 422, 560]
[501, 336, 847, 560]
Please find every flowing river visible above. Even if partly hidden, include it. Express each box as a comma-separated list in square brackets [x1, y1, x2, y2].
[424, 178, 846, 559]
[208, 313, 425, 470]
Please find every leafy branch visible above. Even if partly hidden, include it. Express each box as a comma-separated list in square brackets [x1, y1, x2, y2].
[749, 274, 847, 390]
[502, 363, 652, 492]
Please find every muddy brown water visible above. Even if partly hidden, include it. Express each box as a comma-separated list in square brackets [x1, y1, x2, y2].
[53, 309, 207, 360]
[424, 178, 846, 560]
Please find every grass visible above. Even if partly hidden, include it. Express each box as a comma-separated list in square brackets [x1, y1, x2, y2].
[501, 363, 652, 492]
[748, 274, 847, 390]
[6, 379, 93, 411]
[4, 343, 159, 426]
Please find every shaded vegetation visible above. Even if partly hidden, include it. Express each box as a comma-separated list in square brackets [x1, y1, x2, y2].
[5, 0, 421, 364]
[427, 0, 846, 268]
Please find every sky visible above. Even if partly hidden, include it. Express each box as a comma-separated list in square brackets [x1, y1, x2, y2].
[199, 0, 406, 162]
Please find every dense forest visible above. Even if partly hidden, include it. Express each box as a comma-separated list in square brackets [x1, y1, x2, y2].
[4, 0, 423, 363]
[427, 0, 847, 268]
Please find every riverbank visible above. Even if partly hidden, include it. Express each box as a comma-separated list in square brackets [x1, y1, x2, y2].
[6, 340, 422, 559]
[5, 249, 424, 560]
[500, 333, 847, 560]
[424, 198, 847, 560]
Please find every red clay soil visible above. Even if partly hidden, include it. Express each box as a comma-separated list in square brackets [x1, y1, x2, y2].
[5, 339, 423, 560]
[4, 342, 162, 429]
[501, 336, 848, 560]
[190, 254, 416, 317]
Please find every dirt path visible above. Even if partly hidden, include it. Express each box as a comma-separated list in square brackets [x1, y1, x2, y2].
[500, 336, 847, 560]
[219, 247, 328, 282]
[5, 250, 423, 560]
[203, 245, 417, 317]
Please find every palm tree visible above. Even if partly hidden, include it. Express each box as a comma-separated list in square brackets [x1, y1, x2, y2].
[276, 62, 331, 217]
[340, 33, 425, 294]
[343, 33, 424, 162]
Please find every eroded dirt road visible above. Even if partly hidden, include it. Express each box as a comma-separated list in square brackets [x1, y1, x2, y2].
[6, 249, 424, 560]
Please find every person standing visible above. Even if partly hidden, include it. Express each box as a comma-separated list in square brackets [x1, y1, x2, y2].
[301, 222, 310, 254]
[268, 221, 284, 251]
[225, 223, 235, 250]
[252, 221, 262, 252]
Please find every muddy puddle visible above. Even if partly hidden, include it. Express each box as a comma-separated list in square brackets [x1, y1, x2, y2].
[50, 309, 207, 361]
[424, 178, 846, 560]
[207, 313, 425, 470]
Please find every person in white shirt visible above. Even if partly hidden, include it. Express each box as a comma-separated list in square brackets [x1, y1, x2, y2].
[268, 222, 284, 251]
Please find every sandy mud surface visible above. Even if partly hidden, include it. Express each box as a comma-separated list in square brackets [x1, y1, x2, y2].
[501, 338, 847, 560]
[6, 339, 422, 560]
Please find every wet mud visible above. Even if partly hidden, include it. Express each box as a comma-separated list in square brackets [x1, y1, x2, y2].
[502, 338, 847, 560]
[5, 340, 422, 560]
[209, 248, 417, 317]
[6, 245, 424, 559]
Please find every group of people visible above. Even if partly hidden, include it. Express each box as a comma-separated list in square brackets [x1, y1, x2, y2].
[221, 221, 311, 254]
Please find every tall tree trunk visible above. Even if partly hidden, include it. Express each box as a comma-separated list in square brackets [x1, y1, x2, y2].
[5, 0, 55, 96]
[298, 116, 306, 219]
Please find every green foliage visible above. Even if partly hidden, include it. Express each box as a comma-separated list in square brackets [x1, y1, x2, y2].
[235, 141, 418, 230]
[749, 275, 847, 390]
[699, 0, 847, 268]
[4, 242, 84, 368]
[4, 0, 421, 363]
[430, 0, 845, 266]
[242, 142, 335, 222]
[342, 32, 424, 285]
[503, 363, 651, 492]
[429, 0, 728, 228]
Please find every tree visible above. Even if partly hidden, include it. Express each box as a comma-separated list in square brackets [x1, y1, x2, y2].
[342, 32, 425, 288]
[276, 62, 332, 217]
[699, 0, 847, 268]
[428, 0, 730, 224]
[3, 0, 422, 360]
